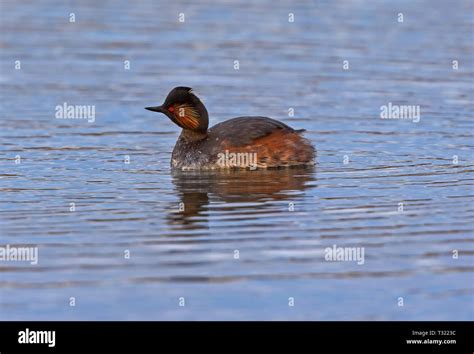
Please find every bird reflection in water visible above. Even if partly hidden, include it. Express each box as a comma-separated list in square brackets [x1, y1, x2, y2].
[167, 167, 316, 229]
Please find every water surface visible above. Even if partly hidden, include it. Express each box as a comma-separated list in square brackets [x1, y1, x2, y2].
[0, 0, 473, 320]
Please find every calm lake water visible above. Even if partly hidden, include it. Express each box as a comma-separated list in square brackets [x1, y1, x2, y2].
[0, 0, 473, 320]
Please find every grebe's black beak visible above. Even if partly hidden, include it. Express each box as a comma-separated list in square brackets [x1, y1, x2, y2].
[145, 106, 164, 113]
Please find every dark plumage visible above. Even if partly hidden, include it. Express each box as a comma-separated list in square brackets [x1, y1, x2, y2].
[209, 116, 298, 146]
[146, 87, 315, 170]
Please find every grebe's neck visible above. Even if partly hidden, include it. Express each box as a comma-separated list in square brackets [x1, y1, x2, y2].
[179, 129, 208, 142]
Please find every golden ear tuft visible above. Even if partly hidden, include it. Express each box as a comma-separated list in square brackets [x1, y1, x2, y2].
[174, 104, 200, 130]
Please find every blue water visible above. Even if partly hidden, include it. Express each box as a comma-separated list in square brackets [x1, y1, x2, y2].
[0, 0, 473, 320]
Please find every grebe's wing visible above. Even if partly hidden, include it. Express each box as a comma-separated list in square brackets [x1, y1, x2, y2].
[208, 116, 300, 146]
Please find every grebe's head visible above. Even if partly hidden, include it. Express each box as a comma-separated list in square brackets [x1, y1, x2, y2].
[146, 87, 208, 132]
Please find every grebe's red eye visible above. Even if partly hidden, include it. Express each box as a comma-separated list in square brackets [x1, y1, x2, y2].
[168, 106, 174, 112]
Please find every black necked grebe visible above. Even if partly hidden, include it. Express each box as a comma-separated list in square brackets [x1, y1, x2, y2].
[146, 87, 315, 170]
